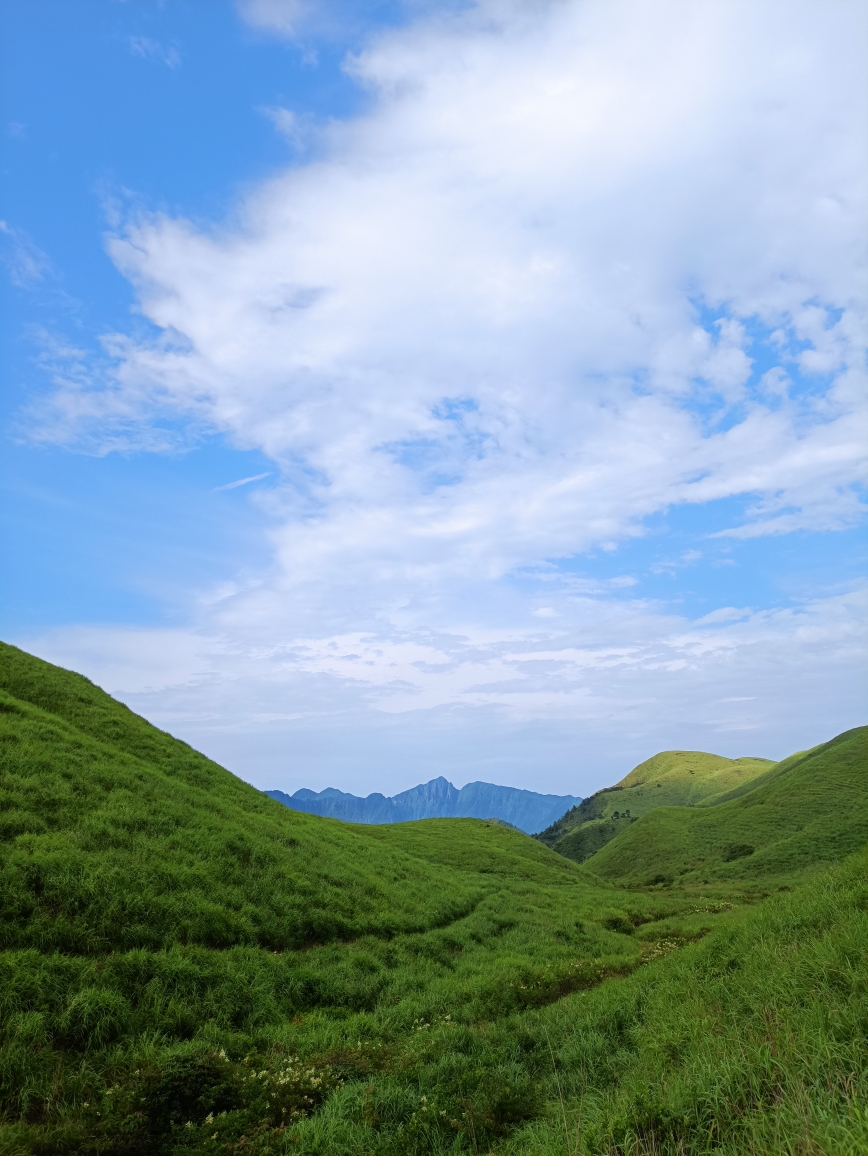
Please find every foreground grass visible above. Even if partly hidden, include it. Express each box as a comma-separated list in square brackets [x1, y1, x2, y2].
[505, 847, 868, 1156]
[2, 851, 864, 1155]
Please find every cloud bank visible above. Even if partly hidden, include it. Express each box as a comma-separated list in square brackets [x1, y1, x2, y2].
[23, 0, 867, 791]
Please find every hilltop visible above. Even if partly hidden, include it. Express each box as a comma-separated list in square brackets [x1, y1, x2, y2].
[537, 749, 774, 863]
[1, 640, 866, 1156]
[268, 778, 583, 834]
[585, 725, 868, 891]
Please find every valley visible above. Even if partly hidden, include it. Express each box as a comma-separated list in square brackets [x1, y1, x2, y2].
[0, 641, 865, 1155]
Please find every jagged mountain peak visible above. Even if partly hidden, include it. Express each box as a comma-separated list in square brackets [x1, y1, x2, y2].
[268, 777, 582, 834]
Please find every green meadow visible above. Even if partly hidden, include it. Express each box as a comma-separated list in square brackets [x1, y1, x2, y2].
[0, 641, 866, 1155]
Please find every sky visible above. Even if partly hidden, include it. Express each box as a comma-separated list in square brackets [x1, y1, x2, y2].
[1, 0, 866, 799]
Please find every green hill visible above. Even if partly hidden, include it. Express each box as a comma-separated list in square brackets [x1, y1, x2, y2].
[0, 642, 684, 1153]
[1, 640, 866, 1156]
[507, 845, 868, 1156]
[537, 749, 774, 863]
[0, 643, 486, 953]
[585, 726, 868, 890]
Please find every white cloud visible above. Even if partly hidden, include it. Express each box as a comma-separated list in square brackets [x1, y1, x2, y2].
[237, 0, 311, 38]
[19, 0, 867, 788]
[695, 607, 751, 626]
[18, 585, 867, 793]
[236, 0, 398, 42]
[39, 0, 864, 561]
[214, 472, 271, 491]
[1, 221, 52, 288]
[257, 106, 312, 148]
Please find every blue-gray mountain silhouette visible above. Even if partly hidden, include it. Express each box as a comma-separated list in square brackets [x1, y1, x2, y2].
[265, 776, 582, 834]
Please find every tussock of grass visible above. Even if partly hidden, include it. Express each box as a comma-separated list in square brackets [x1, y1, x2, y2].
[0, 642, 865, 1155]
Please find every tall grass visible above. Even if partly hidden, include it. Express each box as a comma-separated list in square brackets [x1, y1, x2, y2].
[504, 848, 868, 1154]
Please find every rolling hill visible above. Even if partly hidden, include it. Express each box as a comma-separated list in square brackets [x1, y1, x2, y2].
[537, 749, 775, 863]
[268, 778, 583, 833]
[1, 640, 866, 1156]
[584, 725, 868, 890]
[0, 642, 486, 953]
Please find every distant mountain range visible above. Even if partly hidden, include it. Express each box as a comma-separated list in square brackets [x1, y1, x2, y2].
[265, 776, 583, 834]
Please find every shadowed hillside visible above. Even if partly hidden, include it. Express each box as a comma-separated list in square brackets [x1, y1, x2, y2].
[537, 749, 774, 863]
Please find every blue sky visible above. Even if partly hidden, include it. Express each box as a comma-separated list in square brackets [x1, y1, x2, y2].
[1, 0, 359, 625]
[2, 0, 866, 796]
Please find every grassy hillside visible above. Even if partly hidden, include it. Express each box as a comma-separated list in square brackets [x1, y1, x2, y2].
[537, 750, 774, 863]
[1, 641, 866, 1155]
[505, 845, 868, 1156]
[586, 725, 868, 890]
[0, 646, 486, 953]
[0, 642, 685, 1153]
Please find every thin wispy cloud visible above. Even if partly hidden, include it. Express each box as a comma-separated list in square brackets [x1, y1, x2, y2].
[214, 473, 271, 491]
[257, 106, 313, 149]
[237, 0, 363, 41]
[238, 0, 310, 38]
[0, 225, 83, 327]
[0, 221, 51, 288]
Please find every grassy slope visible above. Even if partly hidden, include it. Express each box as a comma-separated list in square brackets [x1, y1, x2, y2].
[1, 642, 866, 1156]
[0, 643, 690, 1153]
[698, 743, 816, 805]
[0, 645, 488, 952]
[538, 750, 774, 863]
[503, 846, 868, 1156]
[586, 725, 868, 889]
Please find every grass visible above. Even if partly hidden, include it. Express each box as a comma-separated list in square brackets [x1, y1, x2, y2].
[503, 846, 868, 1156]
[537, 751, 774, 864]
[0, 680, 487, 953]
[585, 726, 868, 891]
[0, 641, 866, 1155]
